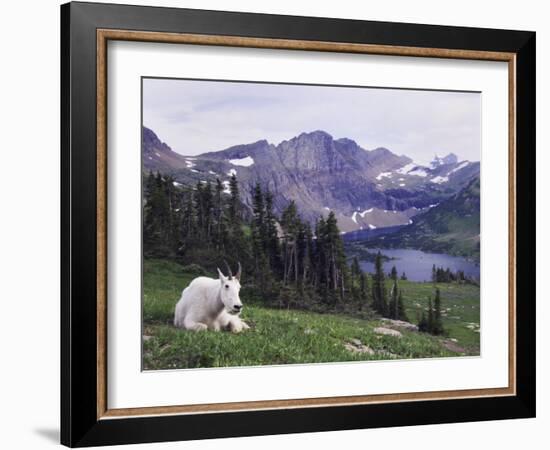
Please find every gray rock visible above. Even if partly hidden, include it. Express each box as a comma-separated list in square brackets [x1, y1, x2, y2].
[374, 327, 402, 337]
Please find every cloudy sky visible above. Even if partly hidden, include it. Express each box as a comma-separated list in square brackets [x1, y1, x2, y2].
[143, 77, 480, 164]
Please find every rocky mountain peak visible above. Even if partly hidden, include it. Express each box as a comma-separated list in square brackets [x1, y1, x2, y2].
[431, 153, 459, 167]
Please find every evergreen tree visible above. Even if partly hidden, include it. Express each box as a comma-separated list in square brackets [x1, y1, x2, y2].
[325, 212, 347, 301]
[389, 279, 399, 319]
[427, 297, 434, 333]
[251, 183, 270, 290]
[359, 272, 369, 309]
[213, 178, 227, 250]
[264, 190, 281, 274]
[432, 288, 444, 335]
[372, 251, 388, 316]
[228, 173, 240, 224]
[432, 264, 437, 283]
[418, 312, 429, 332]
[177, 189, 195, 249]
[350, 256, 362, 303]
[390, 265, 398, 281]
[397, 289, 408, 322]
[400, 271, 407, 281]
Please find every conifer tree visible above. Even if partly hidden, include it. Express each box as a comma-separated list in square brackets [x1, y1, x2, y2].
[397, 289, 408, 322]
[251, 183, 270, 289]
[350, 256, 362, 303]
[264, 190, 281, 274]
[389, 279, 399, 319]
[390, 265, 398, 281]
[427, 297, 434, 333]
[360, 272, 370, 309]
[418, 312, 429, 332]
[228, 173, 240, 224]
[372, 251, 388, 316]
[432, 288, 444, 335]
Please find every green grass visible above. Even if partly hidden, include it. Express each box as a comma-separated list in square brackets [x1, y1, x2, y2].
[143, 259, 479, 370]
[396, 280, 480, 352]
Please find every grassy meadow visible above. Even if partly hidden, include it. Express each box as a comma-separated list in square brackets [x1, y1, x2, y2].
[142, 258, 480, 370]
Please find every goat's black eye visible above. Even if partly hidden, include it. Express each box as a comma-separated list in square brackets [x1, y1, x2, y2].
[225, 284, 229, 288]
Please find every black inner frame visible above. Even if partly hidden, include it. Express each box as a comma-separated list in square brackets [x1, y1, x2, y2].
[61, 2, 536, 447]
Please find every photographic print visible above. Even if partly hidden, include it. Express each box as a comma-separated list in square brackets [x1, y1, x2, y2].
[141, 78, 481, 370]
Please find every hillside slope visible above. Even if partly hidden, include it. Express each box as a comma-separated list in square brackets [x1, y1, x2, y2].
[142, 259, 479, 370]
[365, 177, 480, 259]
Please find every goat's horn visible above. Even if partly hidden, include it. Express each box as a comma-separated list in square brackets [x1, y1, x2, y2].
[224, 260, 233, 279]
[236, 262, 242, 280]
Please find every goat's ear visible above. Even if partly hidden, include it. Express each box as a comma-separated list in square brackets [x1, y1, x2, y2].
[217, 268, 226, 283]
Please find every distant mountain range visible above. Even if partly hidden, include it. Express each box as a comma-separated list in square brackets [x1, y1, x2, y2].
[350, 177, 481, 259]
[143, 126, 480, 233]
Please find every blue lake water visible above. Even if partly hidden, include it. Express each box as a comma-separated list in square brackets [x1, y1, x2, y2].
[359, 248, 480, 282]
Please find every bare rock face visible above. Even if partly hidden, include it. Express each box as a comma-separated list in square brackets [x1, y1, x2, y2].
[373, 327, 402, 337]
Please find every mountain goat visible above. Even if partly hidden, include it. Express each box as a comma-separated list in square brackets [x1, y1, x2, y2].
[174, 262, 250, 333]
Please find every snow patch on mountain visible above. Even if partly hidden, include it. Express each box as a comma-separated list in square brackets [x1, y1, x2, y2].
[396, 162, 417, 175]
[430, 175, 449, 184]
[227, 168, 237, 177]
[376, 172, 392, 180]
[448, 161, 470, 175]
[229, 156, 255, 167]
[408, 168, 428, 177]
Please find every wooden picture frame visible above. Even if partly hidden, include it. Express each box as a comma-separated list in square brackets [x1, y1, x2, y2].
[61, 1, 535, 447]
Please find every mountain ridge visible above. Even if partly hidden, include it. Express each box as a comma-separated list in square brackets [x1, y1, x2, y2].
[142, 126, 479, 232]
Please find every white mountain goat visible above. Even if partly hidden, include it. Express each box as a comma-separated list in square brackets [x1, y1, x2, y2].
[174, 262, 250, 332]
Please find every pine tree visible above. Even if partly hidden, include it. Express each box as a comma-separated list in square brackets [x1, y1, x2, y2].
[389, 279, 399, 319]
[180, 189, 196, 246]
[418, 312, 429, 332]
[251, 183, 270, 290]
[350, 256, 362, 303]
[325, 212, 347, 301]
[213, 178, 227, 251]
[228, 173, 240, 224]
[432, 264, 437, 283]
[400, 271, 407, 281]
[280, 200, 300, 285]
[372, 251, 388, 316]
[264, 190, 281, 274]
[397, 289, 408, 322]
[390, 265, 398, 281]
[427, 297, 434, 333]
[359, 272, 369, 309]
[225, 175, 247, 264]
[432, 288, 444, 335]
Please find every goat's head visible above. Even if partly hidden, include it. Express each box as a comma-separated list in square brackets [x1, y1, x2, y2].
[217, 262, 243, 315]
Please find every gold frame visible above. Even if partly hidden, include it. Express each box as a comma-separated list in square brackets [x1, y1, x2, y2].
[96, 29, 516, 420]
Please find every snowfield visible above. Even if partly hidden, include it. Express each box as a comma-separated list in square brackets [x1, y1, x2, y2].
[229, 156, 255, 167]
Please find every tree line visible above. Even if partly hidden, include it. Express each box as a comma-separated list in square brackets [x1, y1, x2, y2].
[143, 171, 444, 333]
[431, 264, 471, 284]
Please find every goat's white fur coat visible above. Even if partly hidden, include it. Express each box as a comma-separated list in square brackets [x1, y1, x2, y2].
[174, 269, 249, 332]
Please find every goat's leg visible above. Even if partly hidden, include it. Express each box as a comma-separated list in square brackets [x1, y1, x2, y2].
[227, 316, 250, 333]
[183, 318, 208, 332]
